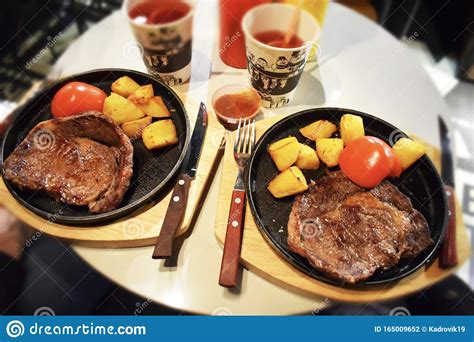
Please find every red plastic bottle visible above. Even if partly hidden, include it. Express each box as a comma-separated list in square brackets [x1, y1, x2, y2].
[219, 0, 270, 68]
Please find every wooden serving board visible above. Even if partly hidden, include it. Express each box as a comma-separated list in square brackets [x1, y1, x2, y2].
[215, 115, 471, 302]
[0, 96, 225, 248]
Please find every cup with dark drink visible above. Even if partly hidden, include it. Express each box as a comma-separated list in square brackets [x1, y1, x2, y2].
[242, 3, 320, 108]
[123, 0, 194, 86]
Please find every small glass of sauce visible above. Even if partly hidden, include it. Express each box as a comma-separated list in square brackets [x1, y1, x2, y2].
[212, 84, 261, 130]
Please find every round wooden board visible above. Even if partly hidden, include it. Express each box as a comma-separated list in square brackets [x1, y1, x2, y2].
[1, 95, 225, 248]
[215, 115, 471, 302]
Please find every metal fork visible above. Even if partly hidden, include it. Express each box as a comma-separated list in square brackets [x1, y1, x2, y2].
[219, 118, 256, 287]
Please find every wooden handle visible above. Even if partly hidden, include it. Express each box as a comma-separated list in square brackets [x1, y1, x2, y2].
[219, 189, 246, 287]
[439, 185, 458, 268]
[152, 174, 192, 259]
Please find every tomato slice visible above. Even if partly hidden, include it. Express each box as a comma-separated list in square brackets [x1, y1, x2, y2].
[378, 141, 402, 178]
[339, 136, 394, 188]
[388, 152, 402, 178]
[51, 82, 106, 118]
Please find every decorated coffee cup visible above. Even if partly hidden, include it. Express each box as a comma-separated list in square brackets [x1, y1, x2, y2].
[242, 3, 320, 108]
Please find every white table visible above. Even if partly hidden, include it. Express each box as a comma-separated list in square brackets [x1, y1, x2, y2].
[54, 1, 448, 314]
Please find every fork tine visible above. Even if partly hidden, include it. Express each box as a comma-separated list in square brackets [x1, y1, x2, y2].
[240, 118, 246, 154]
[244, 118, 250, 154]
[238, 118, 246, 153]
[250, 119, 256, 154]
[234, 118, 242, 153]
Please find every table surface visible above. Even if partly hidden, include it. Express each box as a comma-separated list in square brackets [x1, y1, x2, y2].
[52, 1, 448, 315]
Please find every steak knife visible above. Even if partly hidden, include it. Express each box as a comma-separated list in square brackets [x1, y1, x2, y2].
[152, 102, 208, 259]
[438, 116, 458, 268]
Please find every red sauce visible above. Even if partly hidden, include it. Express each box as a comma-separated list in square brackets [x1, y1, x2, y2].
[129, 0, 190, 25]
[214, 90, 260, 119]
[254, 30, 304, 49]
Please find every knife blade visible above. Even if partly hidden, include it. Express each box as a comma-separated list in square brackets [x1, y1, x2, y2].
[438, 115, 458, 268]
[183, 102, 208, 178]
[439, 117, 455, 187]
[152, 102, 208, 259]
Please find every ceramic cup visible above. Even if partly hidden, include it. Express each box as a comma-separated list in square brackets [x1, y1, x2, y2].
[123, 0, 194, 86]
[242, 3, 320, 108]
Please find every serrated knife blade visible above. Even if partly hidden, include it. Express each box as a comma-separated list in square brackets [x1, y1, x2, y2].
[183, 102, 208, 178]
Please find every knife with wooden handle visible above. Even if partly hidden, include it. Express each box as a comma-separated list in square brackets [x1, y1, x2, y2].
[438, 116, 458, 268]
[152, 102, 208, 259]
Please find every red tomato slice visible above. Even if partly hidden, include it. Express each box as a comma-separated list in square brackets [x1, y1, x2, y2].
[339, 136, 394, 188]
[388, 152, 402, 178]
[379, 141, 402, 178]
[51, 82, 106, 118]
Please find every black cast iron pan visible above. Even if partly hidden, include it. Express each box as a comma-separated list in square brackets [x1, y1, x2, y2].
[1, 69, 190, 225]
[245, 107, 447, 287]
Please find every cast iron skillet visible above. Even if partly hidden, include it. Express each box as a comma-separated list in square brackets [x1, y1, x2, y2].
[245, 108, 447, 287]
[1, 69, 190, 225]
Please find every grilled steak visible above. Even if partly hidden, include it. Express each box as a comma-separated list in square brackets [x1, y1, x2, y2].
[3, 111, 133, 213]
[288, 171, 433, 284]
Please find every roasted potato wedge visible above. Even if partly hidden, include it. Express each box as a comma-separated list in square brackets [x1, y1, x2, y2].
[142, 119, 178, 150]
[268, 136, 300, 171]
[340, 114, 365, 146]
[121, 116, 152, 139]
[128, 84, 154, 104]
[137, 96, 171, 118]
[392, 138, 426, 170]
[299, 120, 337, 141]
[316, 138, 344, 167]
[103, 93, 145, 125]
[267, 166, 308, 198]
[295, 143, 320, 170]
[111, 76, 140, 97]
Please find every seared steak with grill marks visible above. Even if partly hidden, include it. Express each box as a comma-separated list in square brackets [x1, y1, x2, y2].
[287, 171, 433, 284]
[3, 111, 133, 213]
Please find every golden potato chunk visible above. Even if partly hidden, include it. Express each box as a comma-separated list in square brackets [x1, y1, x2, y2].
[103, 93, 145, 125]
[142, 119, 178, 150]
[128, 84, 154, 104]
[267, 166, 308, 198]
[121, 116, 152, 139]
[392, 138, 426, 170]
[137, 96, 171, 118]
[316, 138, 344, 167]
[295, 143, 320, 170]
[299, 120, 337, 141]
[340, 114, 365, 146]
[268, 136, 300, 171]
[111, 76, 140, 97]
